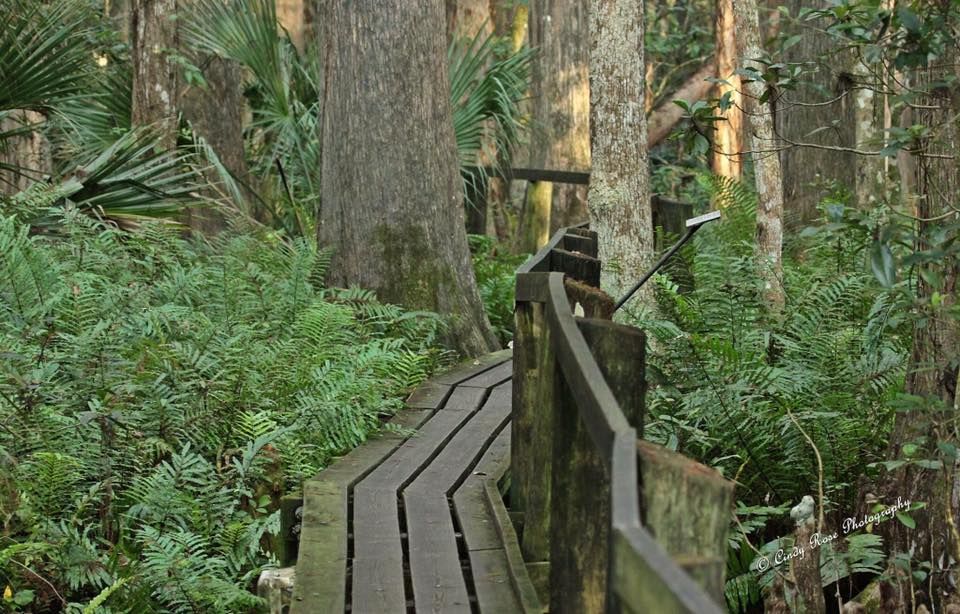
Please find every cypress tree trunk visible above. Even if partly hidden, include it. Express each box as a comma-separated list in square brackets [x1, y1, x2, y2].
[316, 0, 499, 357]
[528, 0, 590, 234]
[882, 58, 960, 610]
[181, 55, 249, 232]
[587, 0, 653, 305]
[131, 0, 180, 149]
[776, 0, 856, 225]
[732, 0, 785, 310]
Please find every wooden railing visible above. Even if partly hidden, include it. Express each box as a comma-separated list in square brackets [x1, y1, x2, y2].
[511, 225, 732, 613]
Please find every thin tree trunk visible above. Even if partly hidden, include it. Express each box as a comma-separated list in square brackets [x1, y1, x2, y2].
[587, 0, 653, 305]
[131, 0, 180, 149]
[317, 0, 498, 357]
[712, 0, 743, 178]
[732, 0, 785, 310]
[445, 0, 492, 44]
[526, 0, 591, 237]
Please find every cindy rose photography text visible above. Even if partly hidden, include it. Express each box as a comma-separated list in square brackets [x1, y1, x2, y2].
[755, 497, 915, 572]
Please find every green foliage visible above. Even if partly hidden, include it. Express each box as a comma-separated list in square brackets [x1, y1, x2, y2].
[631, 176, 911, 611]
[0, 209, 446, 611]
[468, 234, 528, 346]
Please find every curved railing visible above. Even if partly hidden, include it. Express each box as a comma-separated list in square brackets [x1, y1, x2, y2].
[512, 225, 726, 613]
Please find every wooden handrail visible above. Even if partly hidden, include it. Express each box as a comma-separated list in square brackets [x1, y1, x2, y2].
[512, 225, 728, 613]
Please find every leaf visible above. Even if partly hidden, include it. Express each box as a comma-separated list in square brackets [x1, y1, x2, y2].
[870, 242, 896, 288]
[896, 512, 916, 529]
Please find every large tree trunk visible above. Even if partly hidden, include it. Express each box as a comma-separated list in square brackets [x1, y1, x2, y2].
[647, 58, 717, 148]
[732, 0, 785, 310]
[882, 58, 960, 611]
[711, 0, 743, 179]
[527, 0, 591, 236]
[776, 0, 856, 225]
[587, 0, 653, 305]
[131, 0, 180, 149]
[316, 1, 498, 357]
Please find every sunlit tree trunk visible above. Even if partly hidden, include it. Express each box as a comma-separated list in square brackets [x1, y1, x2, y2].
[276, 0, 305, 50]
[732, 0, 785, 310]
[131, 0, 180, 149]
[712, 0, 743, 179]
[316, 0, 498, 356]
[587, 0, 653, 305]
[527, 0, 590, 236]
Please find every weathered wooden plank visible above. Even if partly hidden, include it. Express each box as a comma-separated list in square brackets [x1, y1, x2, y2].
[457, 359, 514, 389]
[561, 232, 598, 258]
[549, 248, 601, 286]
[404, 385, 512, 612]
[468, 549, 524, 613]
[452, 429, 511, 553]
[441, 385, 489, 411]
[406, 380, 451, 409]
[432, 349, 512, 385]
[351, 410, 474, 613]
[404, 493, 472, 613]
[484, 469, 543, 613]
[291, 409, 430, 614]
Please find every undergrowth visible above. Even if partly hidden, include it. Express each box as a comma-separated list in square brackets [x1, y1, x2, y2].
[0, 194, 449, 612]
[630, 175, 910, 612]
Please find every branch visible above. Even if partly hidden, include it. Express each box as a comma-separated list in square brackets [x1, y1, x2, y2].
[647, 57, 718, 148]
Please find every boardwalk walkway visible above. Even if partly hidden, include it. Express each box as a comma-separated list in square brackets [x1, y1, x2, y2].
[292, 350, 540, 613]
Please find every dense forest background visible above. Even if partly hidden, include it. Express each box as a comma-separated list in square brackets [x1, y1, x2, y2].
[0, 0, 959, 612]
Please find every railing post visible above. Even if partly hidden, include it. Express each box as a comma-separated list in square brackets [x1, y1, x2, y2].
[511, 297, 555, 576]
[549, 318, 646, 613]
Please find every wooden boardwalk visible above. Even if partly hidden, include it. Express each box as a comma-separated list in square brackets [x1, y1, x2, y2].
[292, 350, 540, 613]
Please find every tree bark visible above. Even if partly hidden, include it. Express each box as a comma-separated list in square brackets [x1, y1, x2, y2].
[181, 54, 249, 232]
[732, 0, 785, 310]
[316, 0, 498, 357]
[882, 57, 960, 611]
[587, 0, 654, 306]
[712, 0, 743, 178]
[445, 0, 492, 44]
[131, 0, 180, 149]
[527, 0, 591, 235]
[0, 110, 51, 196]
[776, 0, 856, 225]
[277, 0, 305, 50]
